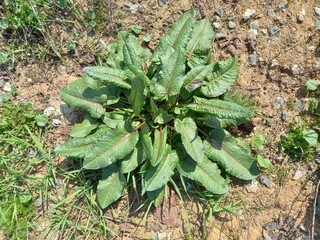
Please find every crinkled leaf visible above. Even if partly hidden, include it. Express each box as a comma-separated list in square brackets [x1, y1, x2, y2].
[183, 65, 212, 92]
[187, 96, 251, 119]
[201, 57, 238, 97]
[176, 142, 228, 194]
[151, 126, 168, 166]
[102, 112, 129, 128]
[55, 127, 109, 158]
[121, 141, 146, 173]
[129, 76, 146, 115]
[84, 66, 131, 89]
[107, 31, 129, 69]
[302, 129, 318, 146]
[147, 186, 166, 207]
[83, 127, 139, 169]
[97, 165, 126, 208]
[185, 19, 215, 68]
[204, 116, 251, 129]
[70, 115, 98, 138]
[174, 117, 203, 163]
[154, 108, 173, 124]
[151, 49, 185, 103]
[60, 77, 107, 118]
[140, 124, 153, 159]
[204, 128, 259, 180]
[145, 150, 179, 191]
[305, 79, 319, 91]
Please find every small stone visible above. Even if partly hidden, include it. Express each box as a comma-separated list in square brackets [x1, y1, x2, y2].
[297, 9, 305, 23]
[314, 7, 320, 16]
[271, 59, 279, 67]
[291, 64, 300, 75]
[275, 97, 285, 108]
[158, 0, 166, 7]
[316, 20, 320, 31]
[228, 16, 235, 21]
[308, 46, 316, 51]
[260, 175, 272, 189]
[316, 46, 320, 57]
[243, 9, 256, 20]
[213, 22, 221, 29]
[281, 111, 288, 121]
[268, 71, 276, 80]
[49, 203, 56, 214]
[269, 26, 280, 36]
[53, 178, 63, 189]
[216, 33, 226, 40]
[228, 21, 236, 29]
[293, 169, 306, 180]
[246, 181, 260, 193]
[278, 2, 286, 11]
[299, 223, 308, 233]
[250, 21, 259, 29]
[267, 8, 275, 17]
[248, 29, 258, 37]
[213, 15, 220, 22]
[294, 100, 304, 111]
[34, 198, 42, 207]
[44, 106, 56, 116]
[215, 7, 224, 17]
[3, 82, 11, 92]
[242, 223, 249, 229]
[124, 3, 140, 13]
[248, 54, 257, 65]
[52, 119, 61, 127]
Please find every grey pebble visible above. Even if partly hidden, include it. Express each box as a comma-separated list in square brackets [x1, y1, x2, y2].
[3, 82, 11, 92]
[213, 15, 220, 22]
[49, 203, 56, 214]
[275, 96, 285, 108]
[228, 21, 236, 29]
[124, 2, 140, 13]
[35, 198, 42, 207]
[299, 223, 308, 233]
[267, 8, 275, 17]
[314, 7, 320, 16]
[292, 169, 306, 180]
[52, 118, 61, 127]
[53, 178, 63, 189]
[278, 2, 286, 11]
[213, 22, 221, 29]
[250, 21, 259, 29]
[291, 64, 300, 75]
[248, 54, 257, 65]
[44, 106, 56, 116]
[243, 9, 256, 20]
[316, 20, 320, 31]
[228, 16, 235, 21]
[260, 175, 272, 189]
[269, 26, 280, 36]
[215, 7, 224, 17]
[281, 111, 288, 121]
[158, 0, 166, 7]
[294, 100, 304, 111]
[268, 71, 276, 80]
[297, 9, 305, 23]
[216, 33, 227, 40]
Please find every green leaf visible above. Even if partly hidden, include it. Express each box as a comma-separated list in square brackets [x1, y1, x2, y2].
[203, 116, 250, 129]
[305, 79, 319, 91]
[151, 126, 168, 166]
[0, 52, 8, 64]
[70, 115, 98, 138]
[60, 77, 107, 118]
[84, 66, 131, 89]
[151, 49, 185, 103]
[139, 124, 153, 159]
[131, 25, 143, 35]
[154, 107, 173, 124]
[107, 31, 129, 69]
[152, 9, 196, 62]
[55, 127, 109, 158]
[185, 19, 215, 68]
[147, 186, 166, 207]
[251, 134, 265, 151]
[35, 114, 48, 127]
[187, 96, 251, 119]
[257, 155, 271, 169]
[102, 111, 128, 129]
[177, 151, 228, 194]
[121, 141, 146, 173]
[183, 65, 212, 92]
[0, 19, 9, 30]
[302, 129, 318, 146]
[129, 76, 146, 115]
[83, 127, 139, 169]
[145, 150, 179, 191]
[174, 117, 203, 163]
[97, 165, 126, 208]
[201, 57, 238, 97]
[204, 128, 259, 180]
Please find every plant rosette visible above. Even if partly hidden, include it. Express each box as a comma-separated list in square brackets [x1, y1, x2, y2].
[55, 9, 259, 208]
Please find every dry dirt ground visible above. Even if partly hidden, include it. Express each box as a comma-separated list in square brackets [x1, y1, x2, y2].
[1, 0, 320, 239]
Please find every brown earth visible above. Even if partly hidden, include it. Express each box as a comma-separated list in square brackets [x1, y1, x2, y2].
[1, 0, 320, 239]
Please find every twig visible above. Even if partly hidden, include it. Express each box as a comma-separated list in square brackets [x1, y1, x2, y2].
[311, 179, 320, 240]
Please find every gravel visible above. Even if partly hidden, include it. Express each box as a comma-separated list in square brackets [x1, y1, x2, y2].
[228, 21, 236, 29]
[267, 8, 275, 17]
[316, 20, 320, 31]
[52, 118, 61, 127]
[314, 7, 320, 16]
[275, 96, 285, 108]
[125, 2, 140, 13]
[216, 33, 227, 40]
[281, 111, 288, 121]
[278, 2, 286, 11]
[3, 82, 11, 92]
[269, 26, 280, 36]
[213, 22, 221, 29]
[297, 9, 305, 23]
[291, 64, 300, 75]
[292, 169, 306, 180]
[260, 175, 272, 189]
[294, 100, 304, 111]
[243, 9, 256, 20]
[213, 15, 220, 22]
[34, 198, 42, 207]
[44, 106, 56, 116]
[250, 21, 259, 29]
[248, 54, 257, 65]
[215, 7, 224, 17]
[158, 0, 166, 7]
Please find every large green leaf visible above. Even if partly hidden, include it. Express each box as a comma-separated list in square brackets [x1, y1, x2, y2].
[204, 116, 251, 129]
[120, 141, 146, 173]
[145, 150, 179, 191]
[139, 124, 153, 159]
[152, 9, 196, 62]
[187, 96, 251, 119]
[151, 49, 185, 103]
[147, 186, 166, 207]
[60, 77, 108, 118]
[102, 111, 129, 129]
[183, 65, 212, 92]
[185, 19, 215, 68]
[128, 76, 146, 115]
[201, 57, 238, 97]
[176, 143, 228, 194]
[174, 117, 203, 163]
[55, 126, 109, 158]
[83, 127, 139, 169]
[70, 115, 98, 138]
[97, 165, 126, 208]
[204, 128, 259, 180]
[84, 66, 131, 90]
[107, 31, 129, 69]
[151, 126, 168, 166]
